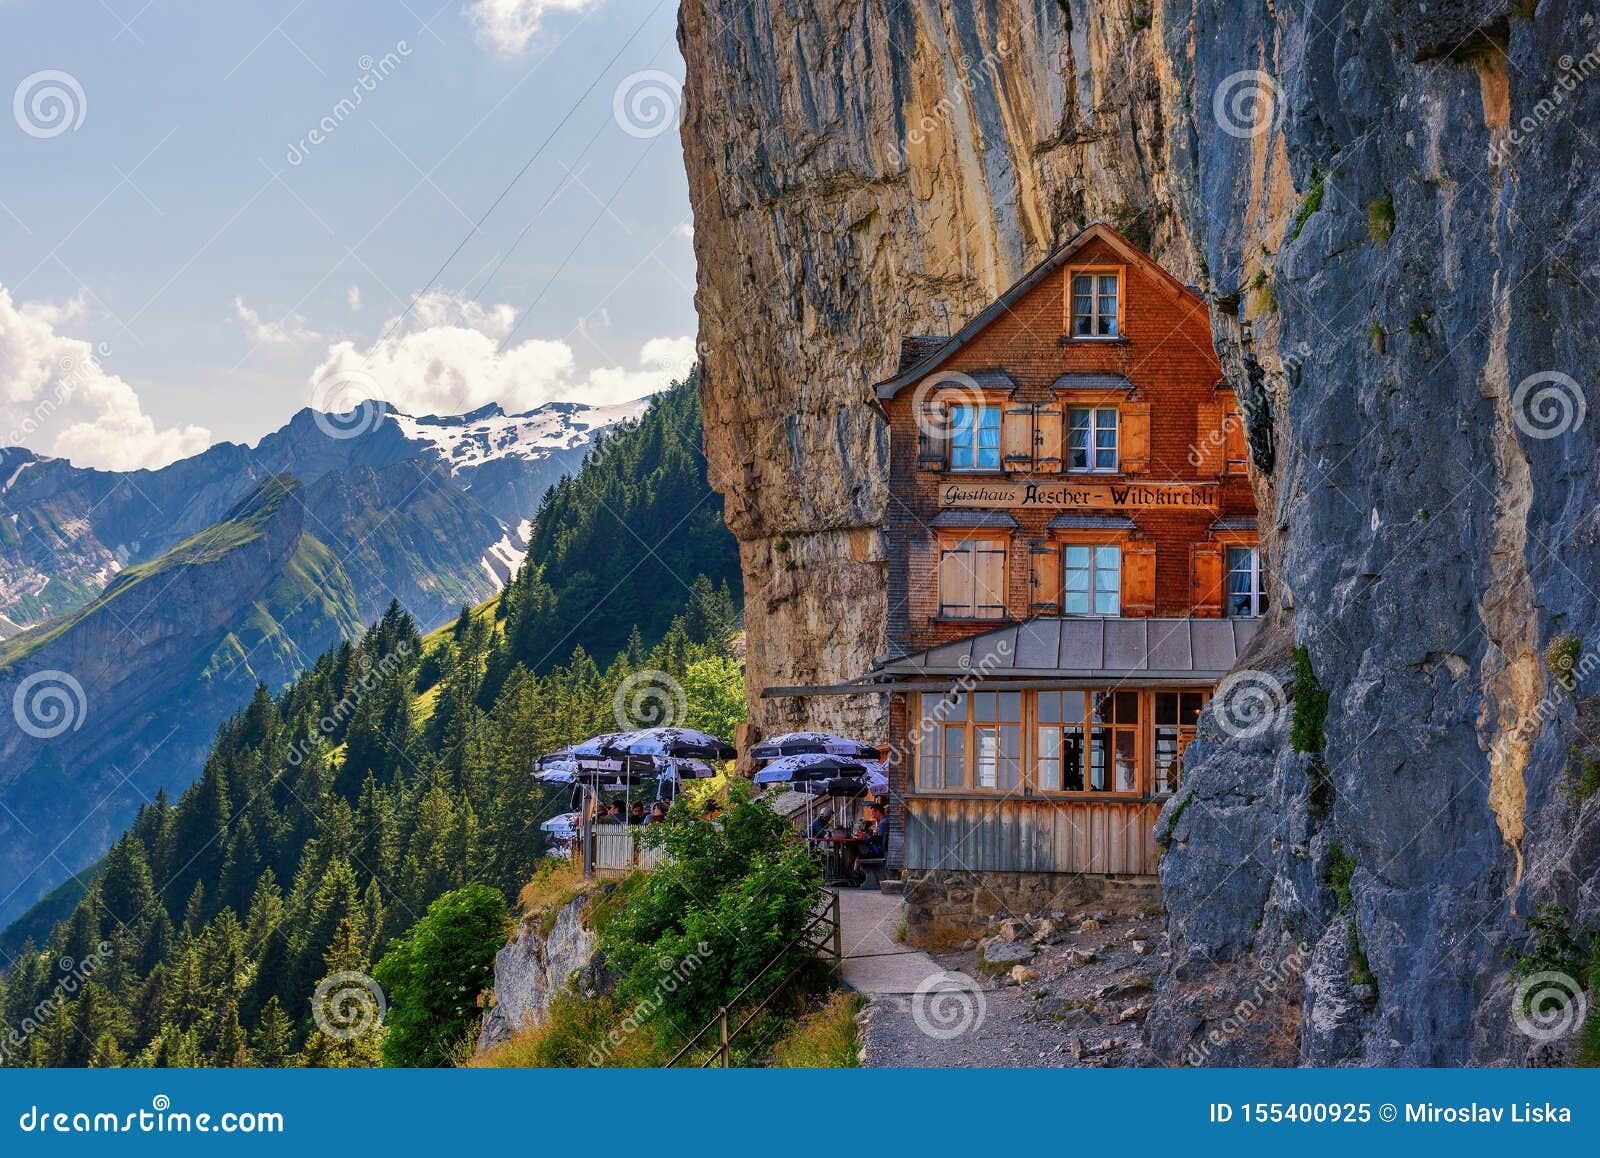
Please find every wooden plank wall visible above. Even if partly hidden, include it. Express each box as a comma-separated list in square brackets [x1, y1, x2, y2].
[903, 798, 1162, 876]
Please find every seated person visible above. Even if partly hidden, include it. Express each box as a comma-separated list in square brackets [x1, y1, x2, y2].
[628, 802, 647, 826]
[807, 806, 836, 841]
[844, 803, 888, 882]
[646, 801, 669, 824]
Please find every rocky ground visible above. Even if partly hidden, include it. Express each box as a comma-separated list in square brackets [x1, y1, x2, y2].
[859, 907, 1165, 1067]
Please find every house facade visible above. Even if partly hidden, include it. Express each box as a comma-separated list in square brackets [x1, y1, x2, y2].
[861, 224, 1264, 937]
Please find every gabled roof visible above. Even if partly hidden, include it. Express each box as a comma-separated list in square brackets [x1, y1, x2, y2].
[875, 222, 1203, 400]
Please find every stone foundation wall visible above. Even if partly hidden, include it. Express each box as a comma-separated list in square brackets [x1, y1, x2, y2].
[904, 869, 1160, 949]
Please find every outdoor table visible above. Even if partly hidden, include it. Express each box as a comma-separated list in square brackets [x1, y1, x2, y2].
[815, 834, 865, 885]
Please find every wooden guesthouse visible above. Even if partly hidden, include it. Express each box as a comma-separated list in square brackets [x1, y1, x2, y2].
[775, 224, 1266, 935]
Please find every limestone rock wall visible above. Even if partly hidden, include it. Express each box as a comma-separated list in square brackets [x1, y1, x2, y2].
[680, 0, 1600, 1064]
[679, 0, 1185, 736]
[475, 893, 609, 1053]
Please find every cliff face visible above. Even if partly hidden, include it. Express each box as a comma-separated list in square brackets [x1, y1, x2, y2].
[679, 0, 1183, 736]
[681, 0, 1600, 1064]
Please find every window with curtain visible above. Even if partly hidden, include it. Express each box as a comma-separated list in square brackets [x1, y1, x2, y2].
[1035, 690, 1139, 793]
[1071, 272, 1120, 337]
[1063, 544, 1120, 616]
[1226, 545, 1268, 617]
[938, 538, 1007, 619]
[915, 692, 1020, 791]
[948, 403, 1002, 471]
[1067, 407, 1118, 472]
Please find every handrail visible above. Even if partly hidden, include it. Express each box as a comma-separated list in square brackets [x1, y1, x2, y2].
[665, 889, 842, 1067]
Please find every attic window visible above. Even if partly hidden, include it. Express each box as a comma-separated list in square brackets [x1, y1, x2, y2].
[1070, 271, 1121, 337]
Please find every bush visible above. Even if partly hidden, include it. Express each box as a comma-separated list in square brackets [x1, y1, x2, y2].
[374, 884, 509, 1067]
[600, 781, 824, 1048]
[1290, 645, 1328, 754]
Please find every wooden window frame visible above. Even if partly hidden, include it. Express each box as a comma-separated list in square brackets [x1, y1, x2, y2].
[1223, 542, 1268, 618]
[1066, 265, 1126, 339]
[947, 400, 1003, 472]
[1030, 689, 1144, 798]
[1152, 690, 1210, 796]
[935, 532, 1010, 622]
[911, 690, 1023, 794]
[910, 687, 1220, 801]
[1066, 405, 1120, 474]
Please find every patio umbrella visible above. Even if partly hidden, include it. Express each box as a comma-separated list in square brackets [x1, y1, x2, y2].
[750, 731, 880, 762]
[796, 775, 870, 798]
[540, 812, 580, 840]
[752, 753, 870, 786]
[603, 727, 735, 762]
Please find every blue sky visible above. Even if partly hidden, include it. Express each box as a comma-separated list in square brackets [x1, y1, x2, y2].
[0, 0, 695, 469]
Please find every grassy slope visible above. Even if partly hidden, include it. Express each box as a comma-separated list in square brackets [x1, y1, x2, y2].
[0, 475, 301, 672]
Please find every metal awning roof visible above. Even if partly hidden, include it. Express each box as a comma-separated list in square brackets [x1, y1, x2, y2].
[760, 617, 1262, 698]
[878, 616, 1259, 681]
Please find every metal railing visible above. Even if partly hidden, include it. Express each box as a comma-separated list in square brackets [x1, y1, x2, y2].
[665, 889, 843, 1068]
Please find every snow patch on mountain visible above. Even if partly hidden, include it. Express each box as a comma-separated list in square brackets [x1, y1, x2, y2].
[391, 396, 652, 477]
[481, 519, 532, 589]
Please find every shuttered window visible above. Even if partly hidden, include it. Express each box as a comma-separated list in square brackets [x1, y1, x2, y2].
[938, 538, 1007, 619]
[949, 404, 1002, 471]
[1068, 407, 1118, 472]
[1028, 542, 1062, 613]
[1063, 544, 1120, 616]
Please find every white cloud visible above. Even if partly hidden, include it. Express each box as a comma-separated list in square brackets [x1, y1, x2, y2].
[0, 284, 211, 470]
[468, 0, 598, 55]
[233, 295, 322, 346]
[347, 285, 362, 311]
[308, 291, 690, 416]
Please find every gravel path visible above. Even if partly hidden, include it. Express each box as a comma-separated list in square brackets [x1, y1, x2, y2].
[856, 907, 1164, 1067]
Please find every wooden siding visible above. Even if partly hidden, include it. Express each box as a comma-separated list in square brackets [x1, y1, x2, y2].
[902, 796, 1162, 876]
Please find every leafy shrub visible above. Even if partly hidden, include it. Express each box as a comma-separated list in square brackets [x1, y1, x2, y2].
[600, 781, 824, 1047]
[374, 884, 509, 1067]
